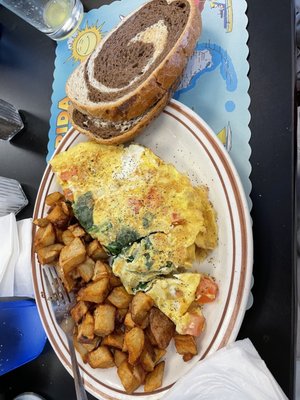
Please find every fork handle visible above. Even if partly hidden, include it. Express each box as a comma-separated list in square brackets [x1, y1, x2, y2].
[67, 335, 89, 400]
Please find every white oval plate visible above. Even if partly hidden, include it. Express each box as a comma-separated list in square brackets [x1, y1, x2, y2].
[32, 99, 253, 400]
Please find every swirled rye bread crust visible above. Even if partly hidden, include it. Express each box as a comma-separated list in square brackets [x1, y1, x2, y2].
[67, 0, 201, 144]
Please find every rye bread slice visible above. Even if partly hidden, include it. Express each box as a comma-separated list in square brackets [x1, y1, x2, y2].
[66, 0, 201, 122]
[69, 91, 171, 145]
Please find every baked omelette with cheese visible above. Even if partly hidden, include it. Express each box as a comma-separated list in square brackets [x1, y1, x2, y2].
[50, 141, 218, 335]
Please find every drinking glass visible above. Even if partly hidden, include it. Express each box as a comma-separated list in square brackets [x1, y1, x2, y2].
[1, 0, 84, 41]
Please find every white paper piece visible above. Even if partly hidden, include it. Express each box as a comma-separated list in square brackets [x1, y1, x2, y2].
[163, 339, 288, 400]
[0, 213, 19, 296]
[14, 218, 34, 298]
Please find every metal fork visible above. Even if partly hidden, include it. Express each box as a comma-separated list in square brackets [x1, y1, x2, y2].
[43, 265, 88, 400]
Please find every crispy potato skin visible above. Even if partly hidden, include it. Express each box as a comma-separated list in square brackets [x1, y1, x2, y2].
[149, 308, 175, 349]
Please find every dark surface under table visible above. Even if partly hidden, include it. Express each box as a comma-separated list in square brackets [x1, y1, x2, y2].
[0, 1, 297, 399]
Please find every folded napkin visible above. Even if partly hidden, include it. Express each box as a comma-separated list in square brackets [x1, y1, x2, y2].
[0, 213, 34, 298]
[163, 339, 288, 400]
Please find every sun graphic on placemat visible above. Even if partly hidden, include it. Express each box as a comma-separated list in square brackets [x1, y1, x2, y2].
[67, 21, 105, 63]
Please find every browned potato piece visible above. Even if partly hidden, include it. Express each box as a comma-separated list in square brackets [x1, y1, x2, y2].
[77, 312, 94, 343]
[37, 243, 64, 265]
[183, 353, 194, 362]
[124, 312, 136, 329]
[140, 342, 155, 372]
[87, 240, 108, 260]
[125, 327, 145, 365]
[133, 364, 146, 385]
[33, 218, 50, 227]
[154, 348, 167, 364]
[68, 223, 86, 237]
[94, 304, 116, 336]
[109, 274, 122, 288]
[131, 292, 154, 326]
[73, 334, 89, 363]
[34, 223, 56, 250]
[149, 308, 175, 349]
[145, 326, 158, 347]
[144, 361, 165, 392]
[45, 191, 64, 206]
[174, 334, 198, 356]
[55, 227, 64, 243]
[114, 349, 127, 367]
[92, 260, 110, 281]
[56, 263, 76, 292]
[77, 278, 110, 303]
[115, 308, 128, 325]
[117, 360, 140, 394]
[71, 301, 89, 325]
[62, 230, 75, 245]
[107, 286, 133, 309]
[47, 204, 69, 229]
[82, 336, 101, 352]
[77, 257, 95, 283]
[102, 332, 124, 350]
[87, 345, 114, 369]
[59, 237, 86, 274]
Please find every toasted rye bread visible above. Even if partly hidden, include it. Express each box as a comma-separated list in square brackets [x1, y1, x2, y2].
[66, 0, 201, 123]
[69, 91, 171, 145]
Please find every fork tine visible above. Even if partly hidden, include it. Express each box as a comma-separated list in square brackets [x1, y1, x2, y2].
[51, 267, 72, 305]
[43, 266, 59, 305]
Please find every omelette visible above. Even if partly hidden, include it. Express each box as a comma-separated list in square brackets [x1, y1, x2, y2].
[50, 141, 218, 335]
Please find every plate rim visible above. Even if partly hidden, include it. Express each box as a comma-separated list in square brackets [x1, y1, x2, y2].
[32, 99, 253, 399]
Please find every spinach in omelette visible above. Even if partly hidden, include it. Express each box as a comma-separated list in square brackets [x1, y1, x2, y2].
[50, 141, 218, 335]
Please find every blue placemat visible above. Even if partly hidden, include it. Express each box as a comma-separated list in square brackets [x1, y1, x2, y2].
[48, 0, 251, 208]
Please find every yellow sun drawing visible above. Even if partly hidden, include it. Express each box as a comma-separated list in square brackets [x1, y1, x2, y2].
[68, 21, 104, 63]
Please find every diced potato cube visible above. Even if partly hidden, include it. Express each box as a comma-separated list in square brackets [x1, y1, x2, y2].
[55, 227, 64, 243]
[140, 340, 155, 372]
[82, 336, 101, 352]
[68, 223, 86, 237]
[117, 360, 141, 394]
[131, 292, 154, 326]
[115, 308, 128, 325]
[183, 353, 194, 362]
[149, 308, 175, 349]
[47, 204, 69, 229]
[92, 260, 110, 282]
[94, 304, 116, 336]
[59, 237, 86, 275]
[125, 327, 145, 365]
[114, 350, 127, 367]
[133, 364, 146, 385]
[71, 301, 89, 325]
[56, 263, 76, 292]
[87, 346, 114, 369]
[34, 223, 56, 250]
[37, 243, 64, 265]
[145, 326, 158, 347]
[45, 191, 64, 206]
[174, 334, 198, 356]
[77, 312, 94, 343]
[153, 348, 167, 364]
[107, 286, 133, 309]
[77, 278, 110, 303]
[102, 332, 124, 350]
[77, 257, 95, 283]
[144, 361, 165, 392]
[33, 218, 50, 227]
[124, 312, 136, 329]
[62, 230, 75, 245]
[87, 240, 108, 260]
[73, 334, 89, 363]
[109, 274, 122, 287]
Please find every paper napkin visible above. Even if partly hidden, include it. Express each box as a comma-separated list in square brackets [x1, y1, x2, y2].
[163, 339, 288, 400]
[0, 213, 34, 298]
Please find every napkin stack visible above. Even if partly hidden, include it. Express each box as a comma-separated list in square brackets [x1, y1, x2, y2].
[0, 213, 34, 297]
[163, 339, 288, 400]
